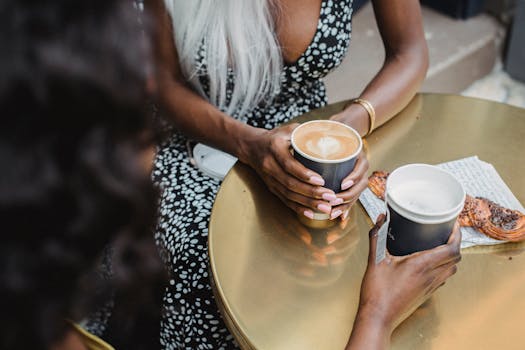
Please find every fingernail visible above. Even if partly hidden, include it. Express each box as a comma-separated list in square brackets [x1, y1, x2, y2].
[317, 203, 331, 213]
[330, 210, 343, 219]
[341, 179, 354, 190]
[303, 210, 314, 219]
[309, 176, 325, 186]
[330, 198, 344, 206]
[322, 192, 337, 201]
[342, 210, 350, 220]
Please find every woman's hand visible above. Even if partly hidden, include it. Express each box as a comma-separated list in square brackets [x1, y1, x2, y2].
[239, 123, 369, 221]
[362, 215, 461, 329]
[239, 123, 343, 219]
[346, 215, 461, 349]
[324, 113, 369, 220]
[329, 151, 369, 220]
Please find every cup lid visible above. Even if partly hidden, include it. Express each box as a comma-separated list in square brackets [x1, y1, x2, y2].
[386, 164, 466, 224]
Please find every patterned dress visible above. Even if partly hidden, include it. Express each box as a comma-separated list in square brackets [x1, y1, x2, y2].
[153, 1, 354, 348]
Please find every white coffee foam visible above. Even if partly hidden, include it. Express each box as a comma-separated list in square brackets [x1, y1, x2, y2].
[389, 180, 457, 214]
[305, 136, 341, 159]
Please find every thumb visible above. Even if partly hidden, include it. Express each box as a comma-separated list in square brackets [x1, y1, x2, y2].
[368, 213, 386, 264]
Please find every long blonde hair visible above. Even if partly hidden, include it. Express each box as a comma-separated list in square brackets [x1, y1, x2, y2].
[164, 0, 283, 117]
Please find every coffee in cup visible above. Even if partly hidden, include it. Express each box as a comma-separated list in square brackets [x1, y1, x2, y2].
[291, 120, 363, 228]
[385, 164, 465, 255]
[292, 122, 360, 162]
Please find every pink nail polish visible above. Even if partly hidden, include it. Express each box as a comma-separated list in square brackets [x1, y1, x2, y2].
[331, 210, 343, 219]
[341, 179, 354, 191]
[322, 192, 337, 201]
[330, 198, 344, 206]
[317, 203, 331, 213]
[342, 210, 349, 220]
[310, 176, 325, 186]
[304, 210, 314, 219]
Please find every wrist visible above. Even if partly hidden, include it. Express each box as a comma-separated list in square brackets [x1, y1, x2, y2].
[331, 104, 369, 137]
[235, 125, 268, 165]
[345, 305, 392, 350]
[354, 303, 393, 336]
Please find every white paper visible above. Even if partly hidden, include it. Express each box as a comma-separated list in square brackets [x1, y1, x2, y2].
[375, 206, 389, 264]
[359, 156, 525, 249]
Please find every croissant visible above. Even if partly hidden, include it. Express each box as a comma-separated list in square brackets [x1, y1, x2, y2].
[368, 172, 525, 242]
[460, 195, 525, 242]
[367, 171, 389, 200]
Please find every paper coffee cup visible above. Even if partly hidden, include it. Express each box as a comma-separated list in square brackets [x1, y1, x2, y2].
[385, 164, 465, 256]
[291, 120, 362, 226]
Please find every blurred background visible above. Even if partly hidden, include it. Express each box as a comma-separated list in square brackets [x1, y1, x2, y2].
[324, 0, 525, 108]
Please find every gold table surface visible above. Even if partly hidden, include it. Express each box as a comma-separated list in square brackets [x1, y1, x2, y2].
[209, 93, 525, 350]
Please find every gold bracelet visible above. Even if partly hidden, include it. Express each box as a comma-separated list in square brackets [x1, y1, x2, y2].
[346, 98, 376, 136]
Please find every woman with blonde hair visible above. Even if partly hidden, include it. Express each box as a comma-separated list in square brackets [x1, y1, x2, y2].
[146, 0, 442, 348]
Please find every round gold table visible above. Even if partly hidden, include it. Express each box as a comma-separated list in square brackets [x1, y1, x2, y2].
[209, 93, 525, 350]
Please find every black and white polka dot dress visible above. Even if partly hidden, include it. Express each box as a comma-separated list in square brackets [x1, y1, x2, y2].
[153, 1, 354, 348]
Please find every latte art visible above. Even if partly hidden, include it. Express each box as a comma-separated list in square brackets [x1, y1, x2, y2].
[293, 121, 360, 160]
[305, 136, 341, 159]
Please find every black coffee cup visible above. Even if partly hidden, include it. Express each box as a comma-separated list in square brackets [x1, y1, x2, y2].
[291, 120, 362, 227]
[385, 164, 465, 256]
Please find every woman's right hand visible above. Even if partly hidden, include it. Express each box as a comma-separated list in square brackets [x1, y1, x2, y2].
[239, 123, 341, 219]
[346, 215, 461, 349]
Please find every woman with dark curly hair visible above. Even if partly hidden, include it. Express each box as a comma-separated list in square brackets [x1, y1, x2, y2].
[0, 1, 462, 349]
[0, 0, 165, 349]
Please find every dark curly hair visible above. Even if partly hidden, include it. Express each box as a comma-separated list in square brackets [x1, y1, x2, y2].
[0, 0, 164, 349]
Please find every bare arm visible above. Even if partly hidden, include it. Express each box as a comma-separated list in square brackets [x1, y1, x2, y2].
[145, 0, 259, 158]
[145, 0, 360, 219]
[332, 0, 429, 136]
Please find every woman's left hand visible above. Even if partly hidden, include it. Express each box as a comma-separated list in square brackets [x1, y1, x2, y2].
[329, 150, 369, 220]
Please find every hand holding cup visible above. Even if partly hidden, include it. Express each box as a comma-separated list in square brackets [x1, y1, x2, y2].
[347, 215, 461, 347]
[385, 164, 466, 255]
[291, 120, 367, 227]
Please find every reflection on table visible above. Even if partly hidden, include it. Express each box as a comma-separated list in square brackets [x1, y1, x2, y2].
[209, 93, 525, 350]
